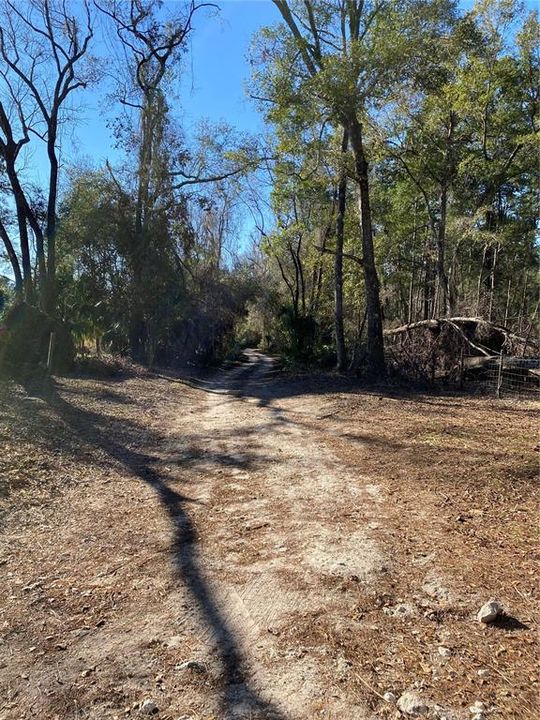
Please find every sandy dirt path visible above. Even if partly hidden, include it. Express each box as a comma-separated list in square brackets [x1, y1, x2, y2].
[1, 351, 386, 720]
[1, 351, 538, 720]
[171, 349, 387, 719]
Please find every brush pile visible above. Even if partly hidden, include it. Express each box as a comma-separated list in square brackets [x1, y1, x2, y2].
[385, 317, 539, 385]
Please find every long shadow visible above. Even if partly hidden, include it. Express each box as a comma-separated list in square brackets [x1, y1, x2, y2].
[26, 377, 285, 720]
[164, 349, 539, 420]
[167, 352, 539, 497]
[17, 351, 535, 715]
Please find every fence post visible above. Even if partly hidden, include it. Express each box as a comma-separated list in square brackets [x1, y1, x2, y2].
[496, 350, 504, 399]
[47, 331, 56, 373]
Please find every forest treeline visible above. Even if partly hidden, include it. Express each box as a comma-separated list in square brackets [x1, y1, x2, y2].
[0, 0, 538, 378]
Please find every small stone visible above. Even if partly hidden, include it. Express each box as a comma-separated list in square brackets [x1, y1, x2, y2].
[175, 660, 207, 673]
[336, 656, 352, 674]
[477, 599, 503, 623]
[383, 602, 416, 618]
[165, 635, 183, 649]
[469, 701, 486, 719]
[139, 699, 158, 715]
[469, 701, 485, 714]
[477, 669, 490, 678]
[383, 691, 397, 703]
[432, 705, 449, 720]
[437, 646, 452, 658]
[397, 691, 428, 716]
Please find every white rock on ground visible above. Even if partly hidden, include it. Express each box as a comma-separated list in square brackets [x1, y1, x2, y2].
[140, 699, 158, 715]
[383, 602, 416, 617]
[175, 660, 207, 673]
[437, 646, 452, 657]
[477, 599, 503, 623]
[432, 704, 454, 720]
[383, 691, 397, 703]
[469, 701, 487, 720]
[397, 691, 428, 716]
[469, 701, 485, 714]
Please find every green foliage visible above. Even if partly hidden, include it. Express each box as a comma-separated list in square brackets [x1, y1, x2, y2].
[53, 164, 262, 367]
[278, 305, 319, 363]
[0, 303, 74, 378]
[248, 0, 538, 370]
[55, 170, 133, 351]
[0, 275, 12, 316]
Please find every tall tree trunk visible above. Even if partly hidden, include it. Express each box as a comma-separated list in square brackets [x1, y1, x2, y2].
[518, 275, 528, 333]
[130, 99, 154, 360]
[436, 183, 450, 316]
[436, 111, 456, 317]
[312, 219, 334, 315]
[476, 243, 488, 315]
[0, 218, 23, 297]
[422, 227, 436, 320]
[447, 244, 459, 316]
[44, 127, 59, 314]
[409, 200, 418, 324]
[296, 235, 306, 315]
[407, 257, 415, 325]
[348, 116, 385, 377]
[15, 205, 33, 301]
[5, 163, 33, 301]
[334, 128, 348, 371]
[479, 209, 499, 321]
[349, 305, 368, 373]
[288, 241, 301, 316]
[503, 278, 511, 327]
[34, 227, 47, 297]
[135, 104, 151, 245]
[487, 243, 498, 322]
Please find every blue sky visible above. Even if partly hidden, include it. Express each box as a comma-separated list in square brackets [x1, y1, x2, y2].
[53, 1, 281, 179]
[179, 1, 279, 132]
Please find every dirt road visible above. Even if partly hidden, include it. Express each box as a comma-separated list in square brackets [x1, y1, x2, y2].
[1, 352, 538, 719]
[176, 350, 387, 718]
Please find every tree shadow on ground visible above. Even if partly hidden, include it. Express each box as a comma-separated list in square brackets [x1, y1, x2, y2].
[15, 350, 537, 716]
[165, 351, 538, 499]
[25, 376, 285, 720]
[157, 349, 538, 417]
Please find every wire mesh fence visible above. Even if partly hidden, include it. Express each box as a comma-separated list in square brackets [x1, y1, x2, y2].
[463, 354, 540, 399]
[384, 316, 539, 399]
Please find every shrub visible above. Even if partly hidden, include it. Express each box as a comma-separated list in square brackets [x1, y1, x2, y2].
[0, 303, 75, 378]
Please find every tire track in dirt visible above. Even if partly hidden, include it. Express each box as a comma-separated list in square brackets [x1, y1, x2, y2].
[180, 350, 388, 719]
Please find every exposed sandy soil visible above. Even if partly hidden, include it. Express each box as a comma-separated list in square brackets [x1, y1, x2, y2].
[0, 351, 538, 720]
